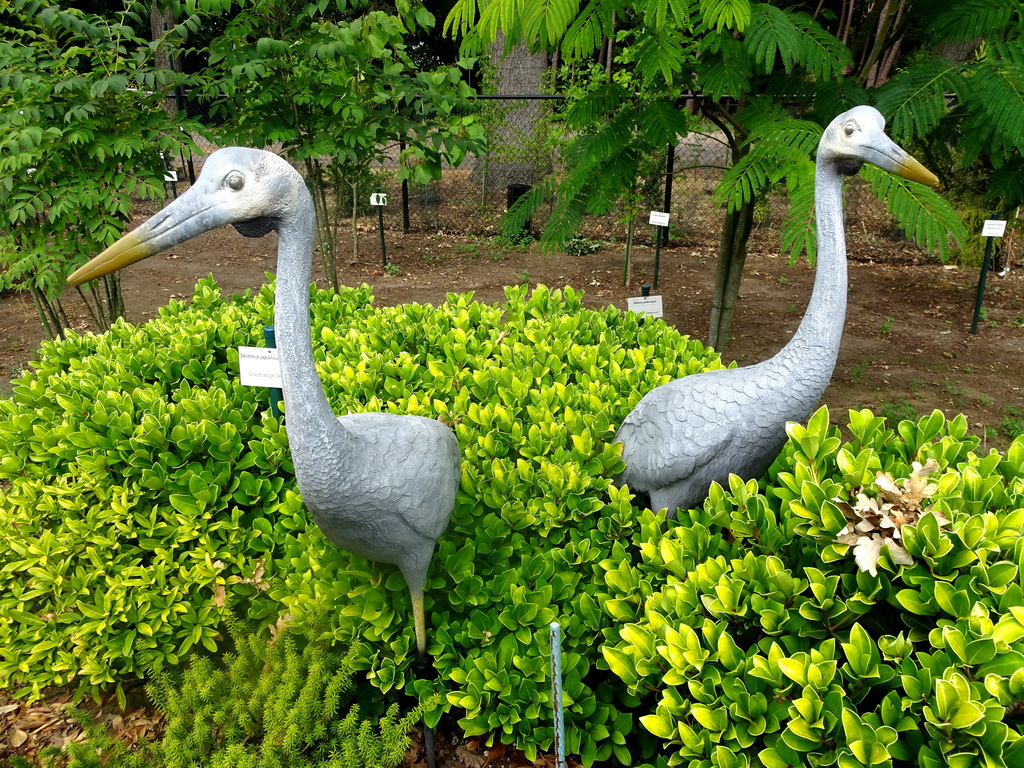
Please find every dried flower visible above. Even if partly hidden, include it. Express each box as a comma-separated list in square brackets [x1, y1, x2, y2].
[835, 459, 948, 576]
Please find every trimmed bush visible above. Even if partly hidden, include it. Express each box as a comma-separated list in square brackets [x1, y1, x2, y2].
[0, 279, 723, 763]
[9, 277, 1019, 766]
[603, 407, 1024, 767]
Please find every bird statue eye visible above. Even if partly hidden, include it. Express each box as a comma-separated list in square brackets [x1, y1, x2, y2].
[844, 122, 857, 137]
[226, 173, 245, 191]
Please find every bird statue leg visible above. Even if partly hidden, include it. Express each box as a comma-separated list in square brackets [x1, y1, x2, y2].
[407, 583, 437, 768]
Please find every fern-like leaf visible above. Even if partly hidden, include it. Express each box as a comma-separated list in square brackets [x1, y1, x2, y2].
[700, 0, 751, 32]
[561, 2, 612, 61]
[714, 113, 822, 212]
[503, 176, 556, 233]
[873, 57, 961, 140]
[957, 55, 1024, 167]
[744, 3, 801, 74]
[792, 12, 853, 81]
[639, 100, 691, 146]
[812, 80, 871, 122]
[632, 26, 695, 84]
[863, 164, 968, 261]
[565, 82, 627, 128]
[923, 0, 1014, 44]
[694, 32, 751, 100]
[988, 158, 1024, 209]
[523, 0, 580, 50]
[780, 159, 816, 264]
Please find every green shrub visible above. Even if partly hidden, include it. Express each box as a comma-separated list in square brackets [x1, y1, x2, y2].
[563, 233, 603, 257]
[0, 279, 724, 763]
[43, 622, 415, 768]
[604, 407, 1024, 767]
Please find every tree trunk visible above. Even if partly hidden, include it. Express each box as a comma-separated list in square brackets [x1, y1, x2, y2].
[622, 216, 634, 286]
[350, 181, 359, 265]
[471, 33, 549, 190]
[149, 1, 179, 116]
[707, 198, 755, 352]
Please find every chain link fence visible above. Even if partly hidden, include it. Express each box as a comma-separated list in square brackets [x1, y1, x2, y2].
[168, 93, 890, 253]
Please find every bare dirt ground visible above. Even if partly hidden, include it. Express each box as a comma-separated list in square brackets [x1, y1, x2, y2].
[3, 218, 1023, 450]
[2, 215, 1024, 766]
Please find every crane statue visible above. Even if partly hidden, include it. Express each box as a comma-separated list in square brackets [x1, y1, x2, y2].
[68, 148, 459, 768]
[614, 105, 938, 518]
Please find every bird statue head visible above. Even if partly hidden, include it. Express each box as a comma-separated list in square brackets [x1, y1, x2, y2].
[818, 105, 939, 187]
[68, 148, 303, 287]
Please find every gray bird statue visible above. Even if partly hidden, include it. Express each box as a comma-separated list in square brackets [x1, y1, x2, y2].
[613, 105, 938, 518]
[69, 148, 459, 767]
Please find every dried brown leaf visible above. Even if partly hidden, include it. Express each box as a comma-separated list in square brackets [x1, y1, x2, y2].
[10, 728, 28, 748]
[485, 742, 507, 766]
[456, 745, 486, 768]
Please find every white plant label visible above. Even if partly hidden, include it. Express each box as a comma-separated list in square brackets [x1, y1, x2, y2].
[627, 295, 664, 319]
[649, 210, 671, 227]
[370, 192, 389, 206]
[164, 169, 178, 182]
[982, 220, 1007, 238]
[239, 346, 283, 388]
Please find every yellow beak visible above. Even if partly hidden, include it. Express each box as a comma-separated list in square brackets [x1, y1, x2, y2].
[67, 229, 157, 286]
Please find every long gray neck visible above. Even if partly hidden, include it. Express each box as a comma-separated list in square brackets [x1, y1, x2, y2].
[771, 152, 847, 377]
[273, 185, 341, 450]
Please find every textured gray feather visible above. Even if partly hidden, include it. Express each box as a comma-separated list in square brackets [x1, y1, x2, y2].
[614, 106, 935, 517]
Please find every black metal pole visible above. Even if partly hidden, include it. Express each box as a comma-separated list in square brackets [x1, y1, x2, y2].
[399, 139, 410, 234]
[377, 201, 388, 268]
[653, 208, 663, 290]
[663, 143, 675, 247]
[970, 235, 996, 334]
[263, 326, 284, 420]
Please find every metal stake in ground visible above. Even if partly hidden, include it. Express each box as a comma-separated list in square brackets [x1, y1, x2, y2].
[649, 208, 671, 289]
[263, 326, 284, 421]
[370, 191, 389, 268]
[550, 622, 566, 768]
[971, 218, 1006, 334]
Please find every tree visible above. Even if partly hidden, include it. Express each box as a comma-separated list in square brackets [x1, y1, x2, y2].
[0, 0, 196, 337]
[447, 0, 971, 351]
[472, 32, 551, 191]
[182, 0, 485, 287]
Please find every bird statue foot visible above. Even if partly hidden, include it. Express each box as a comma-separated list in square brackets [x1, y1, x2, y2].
[414, 649, 437, 768]
[414, 649, 435, 678]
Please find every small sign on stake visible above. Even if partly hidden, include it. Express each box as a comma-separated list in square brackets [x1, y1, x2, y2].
[627, 295, 664, 319]
[971, 219, 1008, 334]
[370, 192, 389, 206]
[981, 219, 1007, 238]
[649, 210, 671, 227]
[238, 346, 283, 389]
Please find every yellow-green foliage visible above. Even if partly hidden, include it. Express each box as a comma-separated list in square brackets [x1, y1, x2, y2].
[0, 279, 723, 764]
[604, 407, 1024, 768]
[43, 623, 415, 768]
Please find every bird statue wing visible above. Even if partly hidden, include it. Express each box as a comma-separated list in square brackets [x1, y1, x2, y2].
[615, 366, 781, 497]
[328, 412, 460, 543]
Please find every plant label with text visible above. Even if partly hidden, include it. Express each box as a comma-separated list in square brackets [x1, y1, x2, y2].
[649, 211, 670, 227]
[239, 347, 283, 388]
[627, 295, 664, 319]
[982, 220, 1007, 238]
[370, 192, 389, 206]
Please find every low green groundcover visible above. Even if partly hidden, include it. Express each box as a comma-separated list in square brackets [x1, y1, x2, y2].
[1, 279, 1022, 767]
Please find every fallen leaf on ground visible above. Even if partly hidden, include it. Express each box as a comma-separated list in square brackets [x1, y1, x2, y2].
[456, 745, 486, 768]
